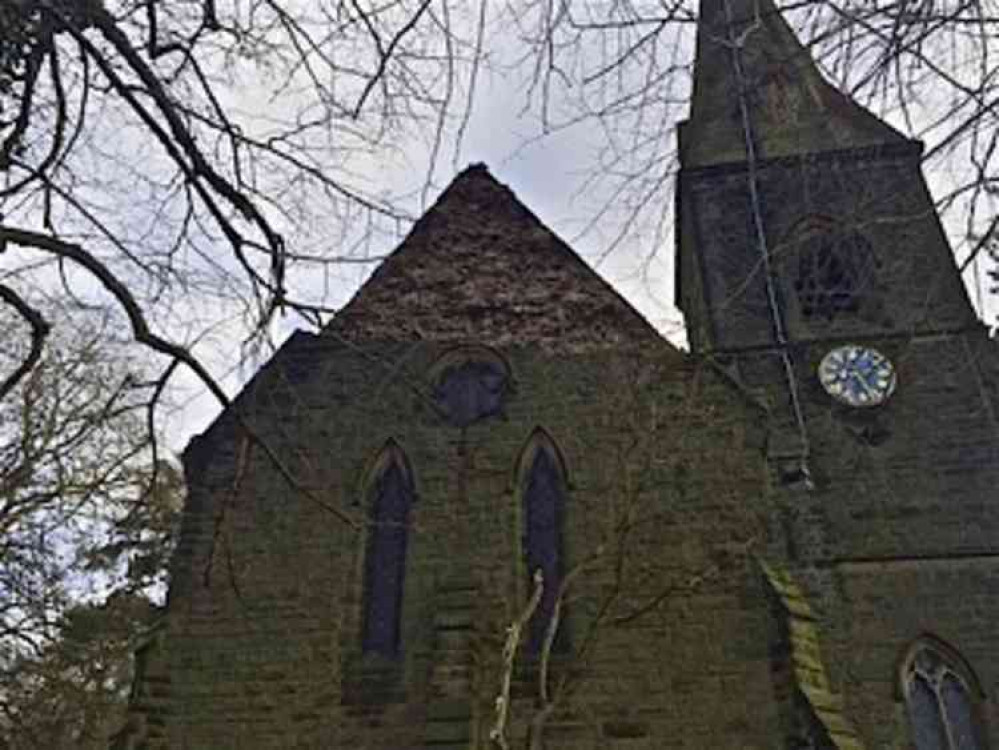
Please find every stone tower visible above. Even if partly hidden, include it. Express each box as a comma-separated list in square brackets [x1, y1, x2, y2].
[677, 0, 999, 747]
[113, 1, 999, 749]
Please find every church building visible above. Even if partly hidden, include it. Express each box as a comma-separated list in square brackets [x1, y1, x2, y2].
[114, 0, 999, 747]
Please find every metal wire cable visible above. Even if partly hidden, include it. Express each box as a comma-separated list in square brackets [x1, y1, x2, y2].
[720, 0, 813, 486]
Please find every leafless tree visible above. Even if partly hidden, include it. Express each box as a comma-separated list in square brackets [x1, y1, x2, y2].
[487, 358, 761, 750]
[6, 6, 991, 745]
[505, 0, 999, 306]
[0, 0, 486, 424]
[0, 7, 480, 731]
[0, 308, 178, 723]
[0, 592, 162, 750]
[3, 0, 998, 432]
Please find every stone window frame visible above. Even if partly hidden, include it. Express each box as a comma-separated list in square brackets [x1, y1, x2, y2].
[898, 635, 988, 750]
[778, 215, 883, 325]
[428, 345, 513, 428]
[359, 439, 417, 660]
[340, 439, 419, 706]
[513, 427, 571, 657]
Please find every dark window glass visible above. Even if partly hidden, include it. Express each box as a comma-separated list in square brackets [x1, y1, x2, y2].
[362, 458, 413, 658]
[434, 360, 507, 427]
[524, 448, 566, 654]
[942, 674, 979, 750]
[908, 674, 947, 750]
[904, 643, 985, 750]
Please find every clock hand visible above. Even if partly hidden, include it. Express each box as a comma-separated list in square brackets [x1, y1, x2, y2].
[851, 371, 875, 401]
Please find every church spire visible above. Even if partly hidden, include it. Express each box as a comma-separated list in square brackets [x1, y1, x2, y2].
[682, 0, 909, 168]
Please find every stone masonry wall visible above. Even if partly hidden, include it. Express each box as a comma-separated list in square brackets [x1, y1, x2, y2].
[151, 335, 782, 749]
[128, 326, 999, 750]
[679, 145, 975, 354]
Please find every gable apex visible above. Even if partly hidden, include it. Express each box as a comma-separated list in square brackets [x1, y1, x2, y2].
[322, 164, 668, 353]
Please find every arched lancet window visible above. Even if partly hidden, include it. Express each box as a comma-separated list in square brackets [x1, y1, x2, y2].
[901, 637, 987, 750]
[519, 430, 568, 655]
[361, 443, 415, 658]
[787, 218, 880, 322]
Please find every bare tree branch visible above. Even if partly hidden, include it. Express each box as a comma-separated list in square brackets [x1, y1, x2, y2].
[0, 284, 50, 402]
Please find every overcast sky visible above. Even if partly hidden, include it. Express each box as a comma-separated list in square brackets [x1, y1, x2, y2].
[151, 12, 997, 455]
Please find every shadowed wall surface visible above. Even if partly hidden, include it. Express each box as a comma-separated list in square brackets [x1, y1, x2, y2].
[113, 0, 999, 746]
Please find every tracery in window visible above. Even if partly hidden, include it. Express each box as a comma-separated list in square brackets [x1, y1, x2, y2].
[431, 347, 510, 428]
[361, 442, 415, 658]
[787, 218, 880, 322]
[902, 638, 986, 750]
[519, 430, 568, 655]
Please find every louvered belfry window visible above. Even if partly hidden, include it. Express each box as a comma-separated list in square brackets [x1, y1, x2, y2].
[523, 443, 567, 655]
[362, 449, 414, 658]
[903, 640, 985, 750]
[792, 224, 878, 322]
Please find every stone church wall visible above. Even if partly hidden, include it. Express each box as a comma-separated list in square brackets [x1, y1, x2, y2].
[679, 145, 976, 354]
[830, 559, 999, 749]
[144, 336, 784, 749]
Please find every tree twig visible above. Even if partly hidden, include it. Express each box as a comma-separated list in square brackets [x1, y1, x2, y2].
[490, 569, 544, 750]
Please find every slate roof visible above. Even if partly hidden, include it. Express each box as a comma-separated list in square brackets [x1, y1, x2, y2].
[682, 0, 912, 168]
[322, 164, 670, 354]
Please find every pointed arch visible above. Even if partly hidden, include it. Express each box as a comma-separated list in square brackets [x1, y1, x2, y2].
[779, 215, 882, 323]
[361, 440, 415, 658]
[899, 635, 987, 750]
[513, 427, 571, 488]
[516, 428, 569, 655]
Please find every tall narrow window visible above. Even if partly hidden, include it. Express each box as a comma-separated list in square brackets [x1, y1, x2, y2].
[521, 431, 568, 655]
[902, 638, 986, 750]
[362, 444, 415, 658]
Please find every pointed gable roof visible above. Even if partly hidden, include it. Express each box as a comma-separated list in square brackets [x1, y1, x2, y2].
[323, 165, 666, 353]
[681, 0, 911, 168]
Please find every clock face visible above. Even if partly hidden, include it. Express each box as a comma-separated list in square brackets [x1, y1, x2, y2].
[818, 345, 896, 407]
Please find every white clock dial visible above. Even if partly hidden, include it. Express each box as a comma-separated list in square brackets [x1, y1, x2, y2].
[818, 345, 896, 407]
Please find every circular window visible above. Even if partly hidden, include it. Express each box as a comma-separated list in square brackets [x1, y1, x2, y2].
[431, 348, 510, 427]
